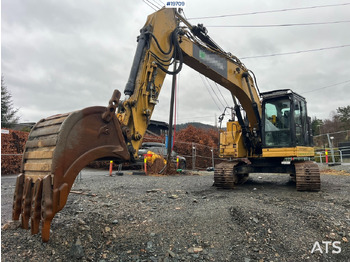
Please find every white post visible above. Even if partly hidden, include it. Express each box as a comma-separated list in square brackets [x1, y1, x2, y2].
[327, 134, 336, 164]
[339, 150, 343, 163]
[192, 143, 196, 170]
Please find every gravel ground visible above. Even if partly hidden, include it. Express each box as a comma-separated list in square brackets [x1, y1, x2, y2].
[1, 164, 350, 262]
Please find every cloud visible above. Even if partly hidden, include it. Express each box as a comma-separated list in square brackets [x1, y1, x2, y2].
[2, 0, 350, 126]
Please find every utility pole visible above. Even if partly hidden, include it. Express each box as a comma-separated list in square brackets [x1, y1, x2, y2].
[166, 61, 178, 168]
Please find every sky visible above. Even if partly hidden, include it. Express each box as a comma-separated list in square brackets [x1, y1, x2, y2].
[2, 0, 350, 127]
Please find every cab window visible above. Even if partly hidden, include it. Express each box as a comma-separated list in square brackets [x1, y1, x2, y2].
[264, 98, 292, 147]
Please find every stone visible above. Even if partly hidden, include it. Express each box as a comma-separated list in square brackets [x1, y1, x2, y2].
[329, 232, 336, 240]
[147, 189, 161, 193]
[147, 241, 153, 249]
[337, 231, 345, 237]
[87, 234, 93, 243]
[168, 250, 176, 258]
[70, 237, 84, 259]
[188, 247, 203, 253]
[77, 218, 86, 225]
[2, 221, 21, 230]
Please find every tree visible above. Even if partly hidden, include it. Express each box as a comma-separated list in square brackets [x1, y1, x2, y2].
[174, 125, 219, 168]
[1, 76, 20, 128]
[322, 116, 341, 134]
[311, 117, 323, 136]
[336, 105, 350, 130]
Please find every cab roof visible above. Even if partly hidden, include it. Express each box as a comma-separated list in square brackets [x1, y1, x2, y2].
[260, 89, 306, 101]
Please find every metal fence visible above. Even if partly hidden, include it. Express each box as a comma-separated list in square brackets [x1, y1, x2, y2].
[173, 141, 221, 170]
[314, 146, 350, 164]
[313, 130, 350, 164]
[313, 130, 349, 148]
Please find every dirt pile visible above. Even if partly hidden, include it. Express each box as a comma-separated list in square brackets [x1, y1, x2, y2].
[321, 168, 350, 176]
[1, 129, 29, 174]
[146, 156, 179, 175]
[147, 157, 166, 174]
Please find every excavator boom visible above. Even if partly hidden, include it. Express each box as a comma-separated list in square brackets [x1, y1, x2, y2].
[118, 8, 262, 159]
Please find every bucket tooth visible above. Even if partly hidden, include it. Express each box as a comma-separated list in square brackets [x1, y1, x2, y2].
[41, 175, 54, 242]
[21, 177, 33, 229]
[31, 178, 43, 235]
[12, 174, 24, 220]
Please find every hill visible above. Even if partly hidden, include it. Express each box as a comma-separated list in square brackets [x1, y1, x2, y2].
[175, 122, 217, 131]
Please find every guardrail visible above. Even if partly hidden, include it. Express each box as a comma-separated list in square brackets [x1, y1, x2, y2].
[314, 146, 350, 164]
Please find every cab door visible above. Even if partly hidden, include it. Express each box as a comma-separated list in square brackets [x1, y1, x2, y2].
[262, 96, 293, 147]
[292, 97, 312, 146]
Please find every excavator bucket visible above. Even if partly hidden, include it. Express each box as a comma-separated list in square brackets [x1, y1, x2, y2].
[12, 90, 130, 242]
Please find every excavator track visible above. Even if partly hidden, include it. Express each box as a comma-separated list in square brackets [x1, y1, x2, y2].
[293, 161, 321, 191]
[12, 90, 131, 242]
[214, 162, 249, 189]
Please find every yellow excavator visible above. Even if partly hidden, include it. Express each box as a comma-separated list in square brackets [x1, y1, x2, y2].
[12, 8, 320, 242]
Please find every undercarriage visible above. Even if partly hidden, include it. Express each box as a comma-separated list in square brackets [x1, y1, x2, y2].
[214, 158, 320, 191]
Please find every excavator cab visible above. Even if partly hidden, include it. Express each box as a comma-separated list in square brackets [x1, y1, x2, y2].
[261, 89, 312, 148]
